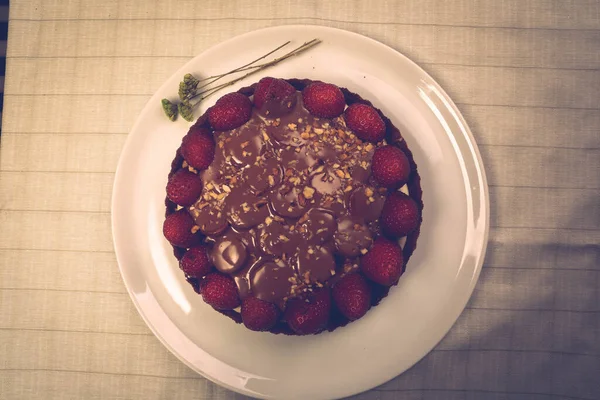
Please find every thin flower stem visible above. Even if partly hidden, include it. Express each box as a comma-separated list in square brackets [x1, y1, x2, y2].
[217, 38, 321, 76]
[195, 41, 292, 92]
[190, 39, 321, 105]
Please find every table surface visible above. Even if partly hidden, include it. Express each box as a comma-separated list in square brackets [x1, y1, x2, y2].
[1, 1, 599, 399]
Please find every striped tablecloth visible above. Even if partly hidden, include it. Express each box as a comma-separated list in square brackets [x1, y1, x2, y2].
[1, 1, 599, 399]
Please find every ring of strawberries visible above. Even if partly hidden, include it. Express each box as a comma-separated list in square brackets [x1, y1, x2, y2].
[163, 77, 423, 335]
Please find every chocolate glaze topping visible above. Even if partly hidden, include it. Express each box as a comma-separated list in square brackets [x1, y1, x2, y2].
[186, 91, 389, 309]
[165, 78, 423, 334]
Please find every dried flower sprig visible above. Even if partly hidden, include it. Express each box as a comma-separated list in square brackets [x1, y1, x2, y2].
[161, 39, 321, 122]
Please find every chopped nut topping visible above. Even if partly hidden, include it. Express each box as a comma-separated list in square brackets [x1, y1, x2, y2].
[298, 213, 310, 224]
[222, 184, 231, 193]
[303, 271, 311, 284]
[303, 186, 315, 199]
[297, 194, 306, 207]
[191, 225, 200, 234]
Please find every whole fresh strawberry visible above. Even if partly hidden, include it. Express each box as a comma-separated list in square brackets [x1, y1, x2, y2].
[253, 77, 296, 111]
[332, 273, 372, 320]
[344, 103, 386, 142]
[284, 288, 332, 335]
[180, 127, 215, 170]
[371, 145, 411, 188]
[166, 169, 203, 206]
[200, 273, 240, 310]
[380, 192, 420, 237]
[302, 82, 345, 118]
[180, 246, 213, 278]
[241, 296, 280, 331]
[208, 92, 252, 131]
[163, 209, 201, 248]
[360, 238, 404, 286]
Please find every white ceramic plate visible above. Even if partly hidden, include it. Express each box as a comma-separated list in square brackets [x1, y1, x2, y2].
[112, 25, 489, 400]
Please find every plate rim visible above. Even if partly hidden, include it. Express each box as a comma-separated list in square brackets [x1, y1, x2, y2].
[111, 24, 490, 399]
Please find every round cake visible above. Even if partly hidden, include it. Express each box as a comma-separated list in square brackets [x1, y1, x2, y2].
[163, 77, 423, 335]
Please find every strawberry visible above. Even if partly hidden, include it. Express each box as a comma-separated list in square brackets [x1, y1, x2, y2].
[208, 92, 252, 131]
[180, 246, 212, 278]
[253, 77, 296, 109]
[199, 273, 240, 310]
[301, 82, 345, 118]
[163, 209, 201, 248]
[360, 238, 404, 286]
[241, 296, 280, 331]
[180, 127, 215, 170]
[332, 273, 372, 321]
[371, 145, 411, 188]
[380, 192, 420, 237]
[343, 103, 386, 142]
[166, 169, 203, 206]
[284, 288, 331, 335]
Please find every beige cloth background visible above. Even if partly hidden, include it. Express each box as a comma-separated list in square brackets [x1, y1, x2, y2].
[1, 0, 599, 399]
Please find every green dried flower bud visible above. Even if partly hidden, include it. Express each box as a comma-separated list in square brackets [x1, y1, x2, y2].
[178, 73, 200, 101]
[161, 98, 178, 121]
[178, 101, 194, 122]
[184, 73, 200, 87]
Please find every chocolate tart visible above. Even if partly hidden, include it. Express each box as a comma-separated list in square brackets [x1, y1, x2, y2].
[164, 78, 423, 334]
